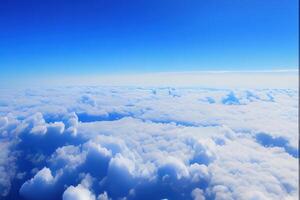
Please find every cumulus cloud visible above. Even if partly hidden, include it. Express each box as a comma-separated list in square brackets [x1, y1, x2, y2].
[191, 188, 205, 200]
[97, 191, 110, 200]
[0, 141, 16, 197]
[0, 86, 298, 200]
[19, 167, 56, 200]
[63, 184, 96, 200]
[62, 174, 96, 200]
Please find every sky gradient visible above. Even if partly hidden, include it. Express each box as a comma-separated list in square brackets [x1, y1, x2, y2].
[0, 0, 298, 79]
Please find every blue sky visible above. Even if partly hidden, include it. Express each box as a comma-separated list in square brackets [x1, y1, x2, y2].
[0, 0, 298, 79]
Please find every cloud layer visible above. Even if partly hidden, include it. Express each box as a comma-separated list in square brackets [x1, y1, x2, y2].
[0, 86, 298, 200]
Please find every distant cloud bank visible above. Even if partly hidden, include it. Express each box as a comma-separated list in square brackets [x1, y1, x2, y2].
[2, 69, 298, 89]
[0, 86, 298, 199]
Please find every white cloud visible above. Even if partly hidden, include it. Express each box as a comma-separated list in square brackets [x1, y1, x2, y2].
[191, 188, 205, 200]
[62, 174, 96, 200]
[0, 85, 298, 200]
[19, 167, 56, 200]
[63, 184, 96, 200]
[97, 191, 110, 200]
[0, 141, 16, 197]
[47, 122, 65, 134]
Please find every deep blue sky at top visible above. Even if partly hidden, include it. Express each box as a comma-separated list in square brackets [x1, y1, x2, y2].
[0, 0, 298, 78]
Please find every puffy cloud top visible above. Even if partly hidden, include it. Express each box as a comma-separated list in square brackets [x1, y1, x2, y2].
[0, 86, 298, 200]
[19, 167, 55, 200]
[63, 184, 96, 200]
